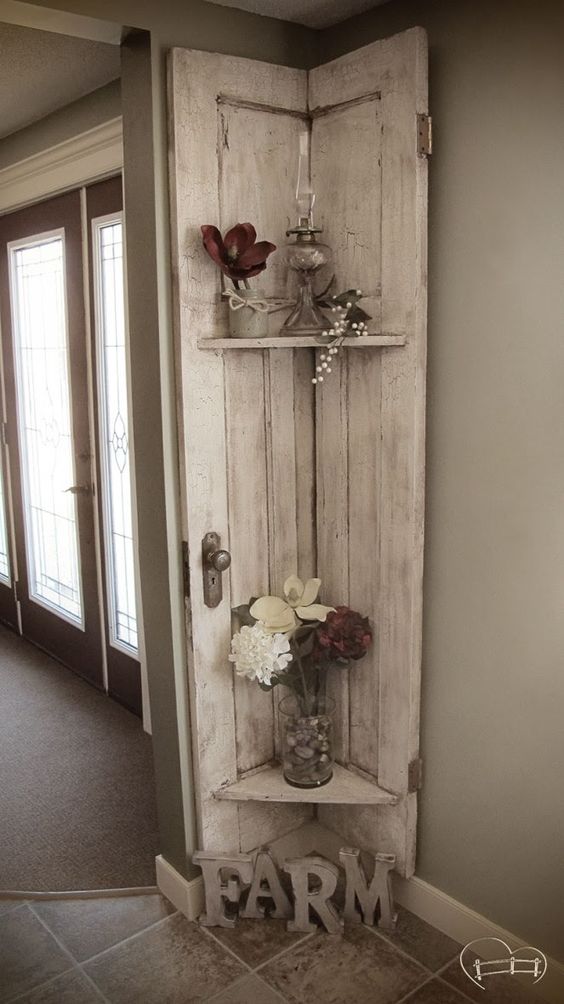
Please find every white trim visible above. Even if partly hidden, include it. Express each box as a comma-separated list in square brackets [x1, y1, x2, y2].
[394, 874, 564, 1004]
[155, 855, 204, 921]
[0, 118, 123, 216]
[157, 828, 563, 1002]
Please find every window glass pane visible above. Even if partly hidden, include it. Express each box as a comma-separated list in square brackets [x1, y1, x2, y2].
[10, 235, 83, 623]
[95, 219, 138, 652]
[0, 461, 10, 583]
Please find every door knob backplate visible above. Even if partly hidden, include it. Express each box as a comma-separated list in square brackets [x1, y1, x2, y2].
[202, 532, 231, 607]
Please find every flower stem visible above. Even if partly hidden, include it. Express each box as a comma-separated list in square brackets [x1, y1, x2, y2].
[296, 650, 311, 716]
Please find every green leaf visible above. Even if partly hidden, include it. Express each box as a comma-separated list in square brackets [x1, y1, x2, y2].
[231, 604, 256, 627]
[347, 304, 371, 325]
[296, 631, 316, 658]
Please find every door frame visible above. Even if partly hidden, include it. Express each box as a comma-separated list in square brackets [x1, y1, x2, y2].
[87, 178, 146, 716]
[0, 4, 198, 887]
[0, 140, 151, 726]
[0, 198, 105, 679]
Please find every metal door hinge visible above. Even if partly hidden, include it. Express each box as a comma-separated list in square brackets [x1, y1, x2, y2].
[182, 540, 190, 599]
[408, 757, 423, 792]
[417, 114, 432, 157]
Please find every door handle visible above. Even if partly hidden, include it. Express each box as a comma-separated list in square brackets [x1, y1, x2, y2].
[202, 532, 231, 607]
[64, 484, 92, 495]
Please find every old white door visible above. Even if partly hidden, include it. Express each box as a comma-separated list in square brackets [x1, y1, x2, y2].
[168, 27, 428, 876]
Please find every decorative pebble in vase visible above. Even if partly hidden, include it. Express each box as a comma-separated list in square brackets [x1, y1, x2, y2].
[279, 695, 335, 788]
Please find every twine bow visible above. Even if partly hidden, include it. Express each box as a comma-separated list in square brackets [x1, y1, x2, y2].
[222, 290, 269, 313]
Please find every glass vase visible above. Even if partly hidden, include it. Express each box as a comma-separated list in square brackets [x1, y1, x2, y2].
[279, 694, 335, 788]
[227, 288, 269, 338]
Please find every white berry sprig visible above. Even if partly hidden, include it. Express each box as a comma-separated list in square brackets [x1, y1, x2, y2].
[312, 289, 369, 385]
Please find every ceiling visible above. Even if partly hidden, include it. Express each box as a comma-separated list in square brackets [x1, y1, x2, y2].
[204, 0, 390, 29]
[0, 23, 120, 140]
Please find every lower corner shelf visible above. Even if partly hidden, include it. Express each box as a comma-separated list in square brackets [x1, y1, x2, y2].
[213, 762, 398, 805]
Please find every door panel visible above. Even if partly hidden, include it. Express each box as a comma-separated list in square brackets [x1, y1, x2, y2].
[87, 176, 142, 715]
[169, 30, 427, 875]
[0, 191, 104, 684]
[169, 47, 312, 852]
[0, 449, 18, 629]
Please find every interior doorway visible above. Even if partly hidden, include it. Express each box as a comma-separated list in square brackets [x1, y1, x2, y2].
[0, 178, 143, 716]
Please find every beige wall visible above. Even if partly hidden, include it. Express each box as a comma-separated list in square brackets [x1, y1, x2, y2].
[323, 0, 564, 964]
[0, 79, 120, 169]
[20, 0, 317, 66]
[3, 0, 563, 958]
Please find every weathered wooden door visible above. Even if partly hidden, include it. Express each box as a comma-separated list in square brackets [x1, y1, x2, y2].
[169, 28, 428, 876]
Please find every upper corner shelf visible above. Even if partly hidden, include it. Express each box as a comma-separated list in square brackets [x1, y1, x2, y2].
[197, 334, 406, 350]
[213, 762, 398, 806]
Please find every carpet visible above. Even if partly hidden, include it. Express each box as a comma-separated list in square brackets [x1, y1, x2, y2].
[0, 625, 160, 891]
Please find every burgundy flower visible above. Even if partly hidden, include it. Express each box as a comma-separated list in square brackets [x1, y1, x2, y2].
[314, 606, 372, 663]
[201, 223, 276, 283]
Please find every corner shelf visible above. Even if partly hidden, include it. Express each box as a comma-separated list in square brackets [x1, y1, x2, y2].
[197, 334, 406, 350]
[213, 762, 398, 805]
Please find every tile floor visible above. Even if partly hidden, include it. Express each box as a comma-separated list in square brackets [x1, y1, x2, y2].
[0, 893, 544, 1004]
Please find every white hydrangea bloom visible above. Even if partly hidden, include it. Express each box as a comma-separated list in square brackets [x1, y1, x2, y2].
[229, 623, 292, 685]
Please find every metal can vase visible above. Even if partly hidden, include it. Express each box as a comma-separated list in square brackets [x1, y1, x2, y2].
[279, 694, 335, 788]
[227, 288, 269, 338]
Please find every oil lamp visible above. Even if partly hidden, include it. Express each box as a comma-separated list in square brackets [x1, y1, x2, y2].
[281, 130, 332, 335]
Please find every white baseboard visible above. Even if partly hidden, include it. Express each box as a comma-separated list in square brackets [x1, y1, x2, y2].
[394, 874, 564, 1004]
[155, 855, 204, 921]
[155, 843, 562, 1003]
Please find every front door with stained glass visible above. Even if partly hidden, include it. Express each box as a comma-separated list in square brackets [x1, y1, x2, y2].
[87, 177, 141, 713]
[0, 190, 104, 684]
[0, 182, 141, 714]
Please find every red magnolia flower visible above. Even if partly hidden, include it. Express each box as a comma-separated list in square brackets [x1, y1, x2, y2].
[314, 606, 372, 663]
[201, 223, 276, 283]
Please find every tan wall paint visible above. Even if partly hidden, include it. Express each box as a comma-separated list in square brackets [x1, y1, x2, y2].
[15, 0, 317, 66]
[0, 79, 120, 170]
[4, 0, 562, 955]
[323, 0, 564, 965]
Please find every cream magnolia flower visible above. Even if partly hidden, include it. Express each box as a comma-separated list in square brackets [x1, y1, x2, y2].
[250, 575, 335, 634]
[229, 623, 292, 685]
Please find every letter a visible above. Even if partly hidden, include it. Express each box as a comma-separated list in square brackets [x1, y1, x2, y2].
[240, 851, 292, 919]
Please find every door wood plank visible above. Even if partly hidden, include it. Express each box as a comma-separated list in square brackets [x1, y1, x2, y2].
[168, 48, 309, 850]
[311, 29, 428, 875]
[225, 349, 273, 773]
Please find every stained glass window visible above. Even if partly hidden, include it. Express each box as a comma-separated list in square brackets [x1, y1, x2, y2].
[9, 234, 83, 623]
[94, 217, 138, 652]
